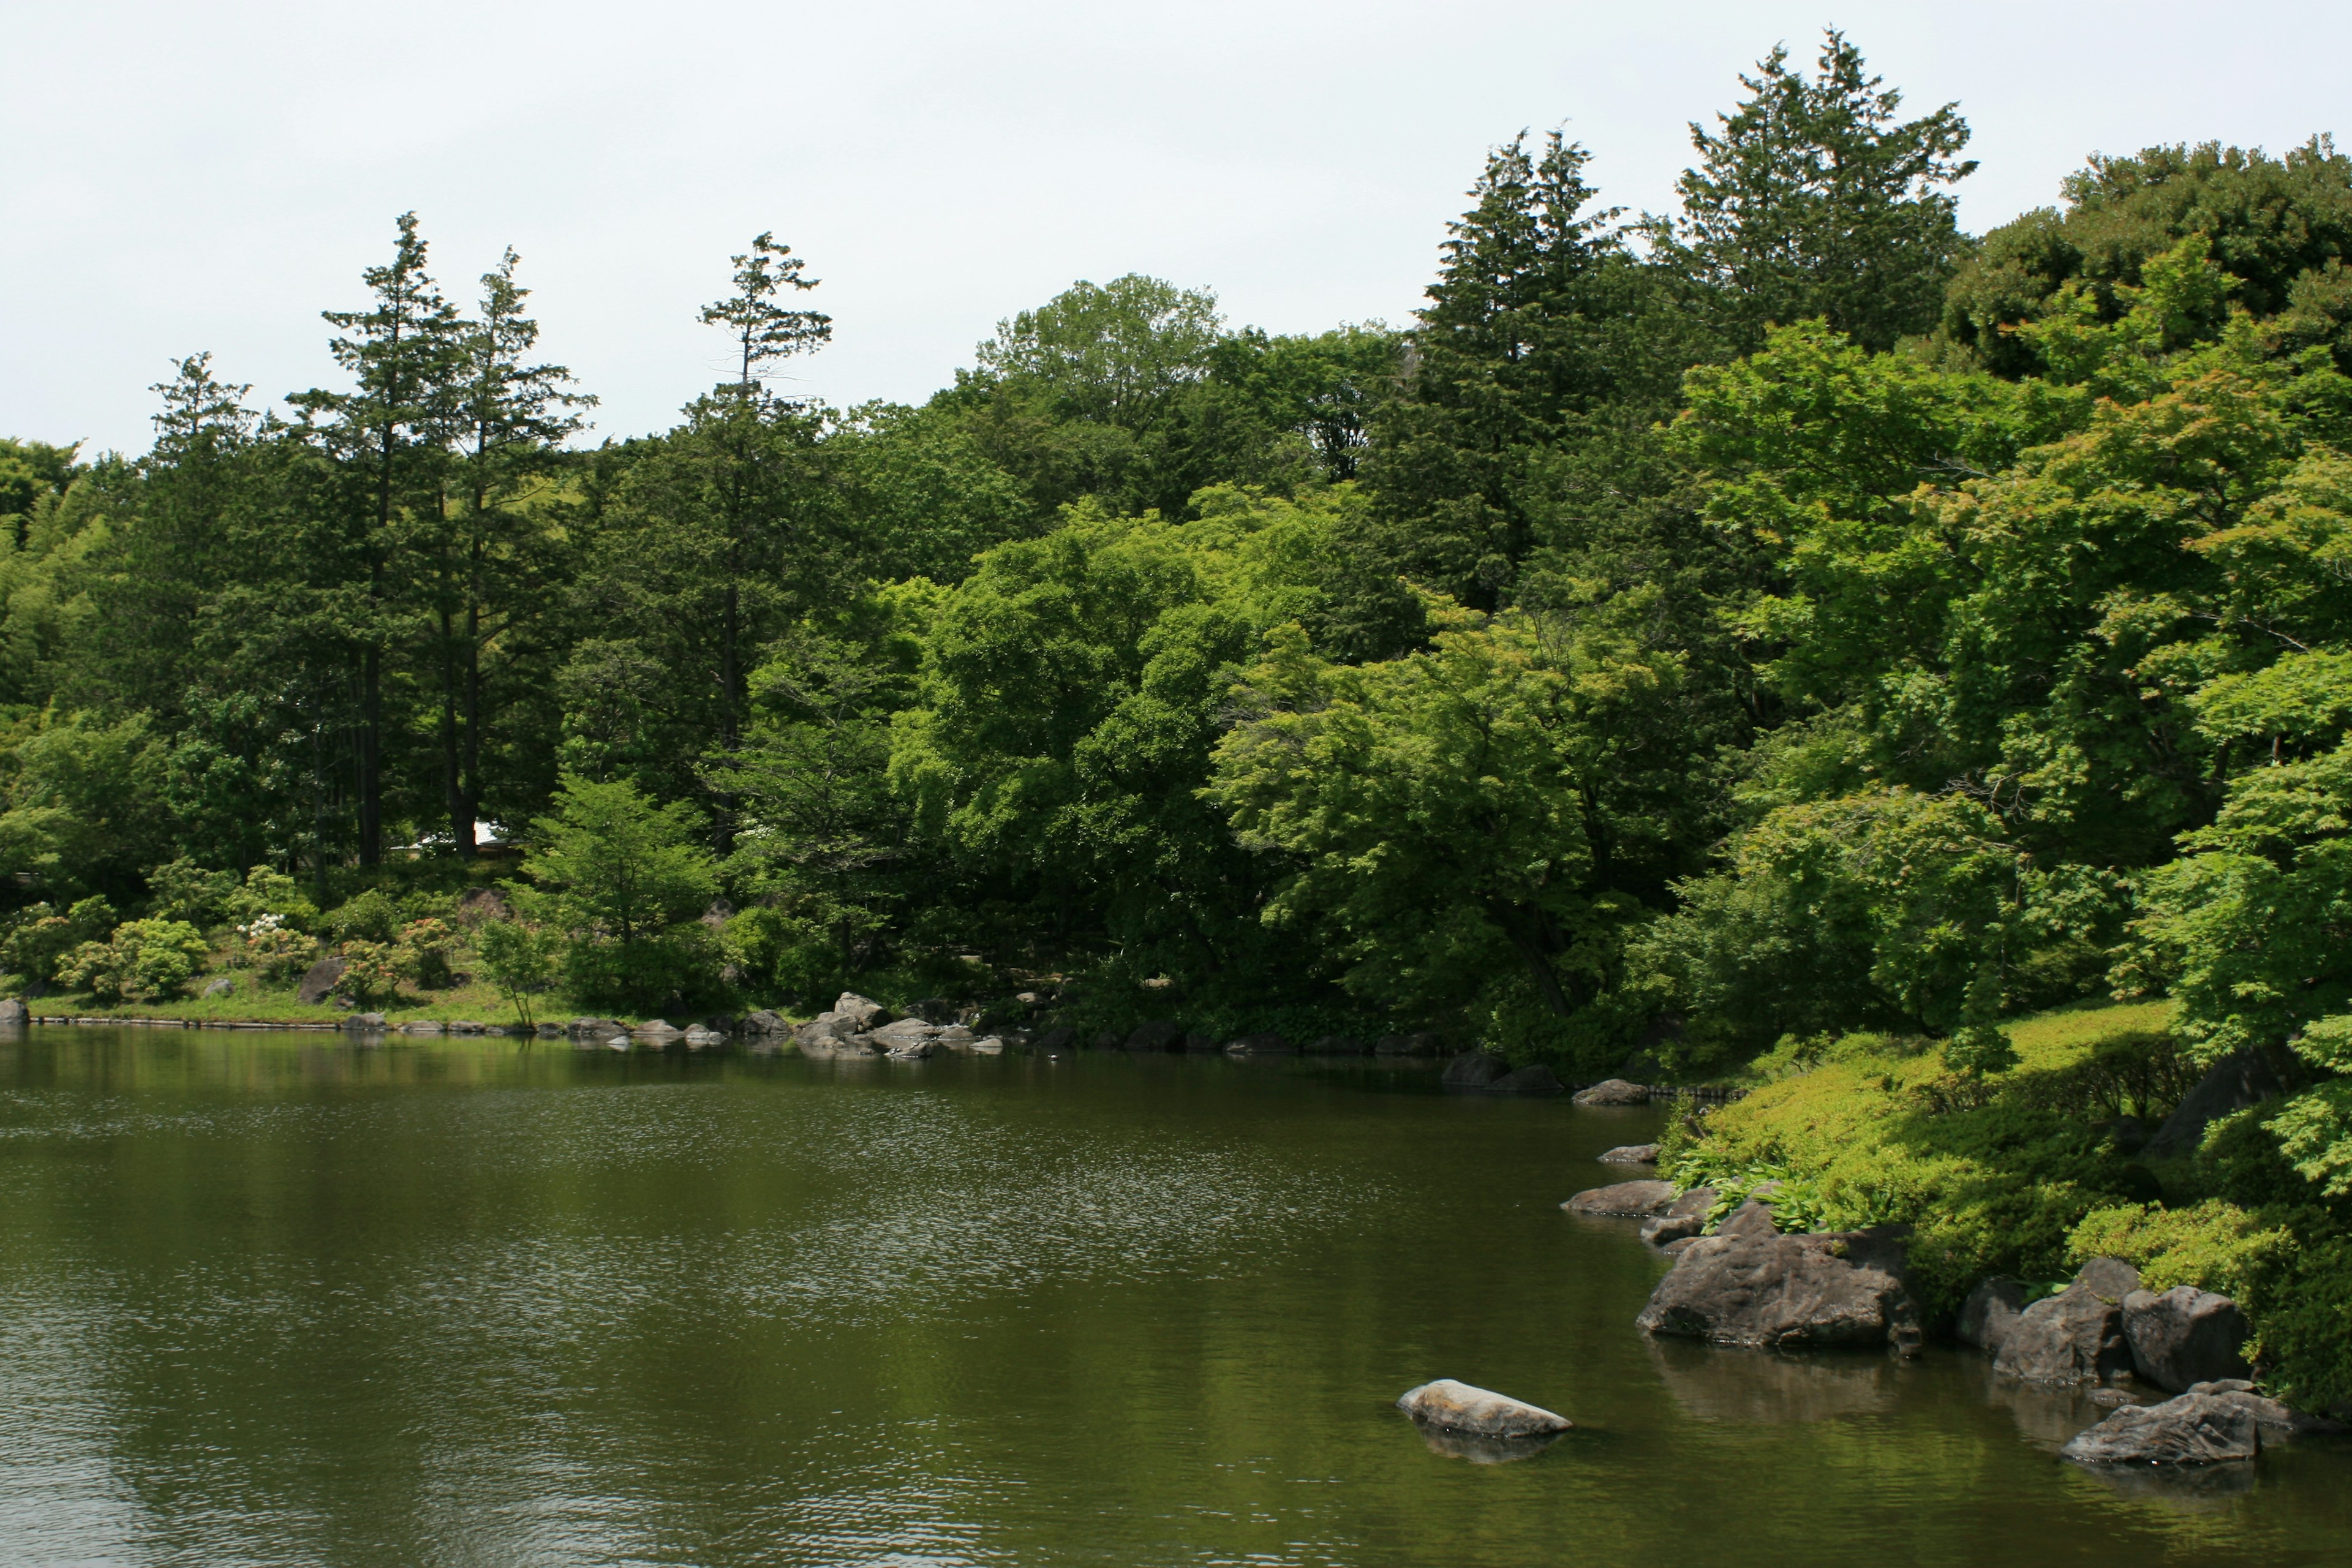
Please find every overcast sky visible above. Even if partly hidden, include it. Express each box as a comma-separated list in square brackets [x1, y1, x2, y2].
[8, 1, 2349, 455]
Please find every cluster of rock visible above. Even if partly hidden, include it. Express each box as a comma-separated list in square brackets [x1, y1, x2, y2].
[1964, 1259, 2255, 1398]
[792, 993, 1006, 1058]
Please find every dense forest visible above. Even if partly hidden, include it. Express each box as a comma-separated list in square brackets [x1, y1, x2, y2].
[7, 28, 2352, 1267]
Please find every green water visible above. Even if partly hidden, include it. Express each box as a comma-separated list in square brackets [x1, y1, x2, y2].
[0, 1028, 2343, 1566]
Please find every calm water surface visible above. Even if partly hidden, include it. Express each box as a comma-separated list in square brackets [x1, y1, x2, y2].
[1, 1027, 2344, 1567]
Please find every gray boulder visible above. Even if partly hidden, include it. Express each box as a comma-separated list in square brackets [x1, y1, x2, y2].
[2143, 1048, 2285, 1161]
[344, 1011, 387, 1030]
[1957, 1278, 2030, 1355]
[741, 1009, 787, 1035]
[0, 997, 24, 1026]
[871, 1017, 939, 1050]
[1994, 1258, 2139, 1384]
[296, 956, 347, 1005]
[399, 1021, 445, 1035]
[1564, 1179, 1679, 1217]
[2124, 1286, 2252, 1392]
[1394, 1379, 1571, 1438]
[1637, 1223, 1918, 1352]
[1488, 1064, 1564, 1095]
[1640, 1187, 1717, 1246]
[1223, 1031, 1294, 1054]
[203, 977, 236, 999]
[1441, 1050, 1510, 1088]
[683, 1025, 725, 1047]
[2061, 1386, 2263, 1466]
[1600, 1143, 1660, 1165]
[1572, 1078, 1648, 1106]
[568, 1017, 625, 1038]
[794, 1011, 862, 1048]
[630, 1019, 684, 1039]
[1125, 1020, 1183, 1052]
[832, 992, 891, 1030]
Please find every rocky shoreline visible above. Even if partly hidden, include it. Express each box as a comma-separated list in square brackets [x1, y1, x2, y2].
[1567, 1150, 2347, 1476]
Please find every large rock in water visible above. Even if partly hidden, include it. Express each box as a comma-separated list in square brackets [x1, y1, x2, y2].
[1572, 1078, 1647, 1106]
[1635, 1223, 1918, 1352]
[0, 997, 27, 1025]
[1957, 1278, 2030, 1355]
[296, 956, 346, 1005]
[1488, 1064, 1564, 1095]
[1441, 1050, 1510, 1088]
[2125, 1286, 2253, 1392]
[2061, 1385, 2266, 1466]
[1600, 1144, 1660, 1166]
[1994, 1258, 2139, 1384]
[1564, 1180, 1679, 1217]
[1640, 1187, 1717, 1245]
[1394, 1379, 1572, 1438]
[832, 992, 891, 1030]
[2143, 1048, 2284, 1161]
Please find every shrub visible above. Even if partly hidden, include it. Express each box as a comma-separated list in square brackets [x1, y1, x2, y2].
[333, 940, 402, 1009]
[2253, 1237, 2352, 1414]
[145, 858, 237, 927]
[473, 919, 562, 1028]
[222, 865, 317, 931]
[229, 912, 315, 982]
[392, 918, 459, 990]
[1674, 1001, 2181, 1311]
[58, 918, 208, 1003]
[2066, 1200, 2293, 1298]
[1, 895, 118, 985]
[325, 889, 401, 944]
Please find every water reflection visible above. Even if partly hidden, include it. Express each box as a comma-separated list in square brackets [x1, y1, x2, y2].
[1645, 1338, 1898, 1423]
[1413, 1423, 1565, 1464]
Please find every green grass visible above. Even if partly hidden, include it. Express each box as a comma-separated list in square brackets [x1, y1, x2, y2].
[21, 976, 731, 1030]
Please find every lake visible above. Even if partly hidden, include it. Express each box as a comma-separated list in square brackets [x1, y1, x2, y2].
[1, 1027, 2343, 1566]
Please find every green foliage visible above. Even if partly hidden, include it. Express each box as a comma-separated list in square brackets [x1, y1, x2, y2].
[1659, 29, 1975, 354]
[333, 941, 403, 1009]
[2253, 1237, 2352, 1412]
[391, 918, 459, 990]
[325, 889, 402, 945]
[2, 896, 118, 986]
[59, 918, 208, 1003]
[519, 773, 720, 1011]
[2066, 1199, 2292, 1298]
[472, 918, 560, 1027]
[145, 858, 236, 927]
[1674, 1004, 2181, 1311]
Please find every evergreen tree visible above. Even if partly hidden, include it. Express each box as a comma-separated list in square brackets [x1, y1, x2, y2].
[1659, 29, 1975, 353]
[288, 213, 464, 864]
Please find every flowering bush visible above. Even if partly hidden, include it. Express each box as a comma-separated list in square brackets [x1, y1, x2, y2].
[333, 940, 403, 1009]
[392, 918, 459, 990]
[231, 912, 315, 982]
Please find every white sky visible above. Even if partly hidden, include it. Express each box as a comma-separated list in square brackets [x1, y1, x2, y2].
[8, 1, 2349, 456]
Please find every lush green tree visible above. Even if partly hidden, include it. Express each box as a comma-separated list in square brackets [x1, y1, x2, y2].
[474, 916, 562, 1027]
[516, 772, 720, 1009]
[1657, 29, 1974, 354]
[1945, 136, 2352, 376]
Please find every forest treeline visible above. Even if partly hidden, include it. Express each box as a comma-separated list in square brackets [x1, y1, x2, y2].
[4, 34, 2351, 1140]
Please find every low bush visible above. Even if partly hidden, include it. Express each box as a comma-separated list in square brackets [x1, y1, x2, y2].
[1666, 1002, 2180, 1313]
[2065, 1199, 2293, 1298]
[58, 918, 208, 1003]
